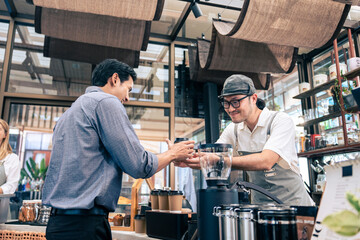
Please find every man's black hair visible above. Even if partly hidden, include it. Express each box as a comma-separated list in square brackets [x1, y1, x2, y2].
[91, 59, 137, 87]
[256, 98, 266, 110]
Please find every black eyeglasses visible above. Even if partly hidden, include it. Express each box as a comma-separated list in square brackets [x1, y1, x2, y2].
[221, 96, 249, 109]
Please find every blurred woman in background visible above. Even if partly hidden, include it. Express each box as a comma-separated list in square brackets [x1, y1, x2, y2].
[0, 119, 20, 194]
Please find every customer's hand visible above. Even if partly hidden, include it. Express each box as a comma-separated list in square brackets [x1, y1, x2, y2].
[165, 139, 195, 162]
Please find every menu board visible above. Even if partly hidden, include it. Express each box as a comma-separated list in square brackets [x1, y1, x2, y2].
[312, 159, 360, 240]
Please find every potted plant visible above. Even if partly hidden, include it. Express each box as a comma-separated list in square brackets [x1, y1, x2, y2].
[19, 157, 48, 190]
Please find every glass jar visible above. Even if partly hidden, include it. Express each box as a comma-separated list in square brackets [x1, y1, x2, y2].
[36, 204, 51, 225]
[18, 200, 40, 223]
[19, 200, 35, 223]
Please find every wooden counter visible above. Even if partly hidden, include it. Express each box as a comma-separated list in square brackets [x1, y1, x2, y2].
[0, 223, 157, 240]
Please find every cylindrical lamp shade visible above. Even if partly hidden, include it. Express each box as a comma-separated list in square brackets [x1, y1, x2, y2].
[27, 0, 165, 21]
[35, 7, 151, 51]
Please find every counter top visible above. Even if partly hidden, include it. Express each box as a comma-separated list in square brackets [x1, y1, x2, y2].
[0, 223, 157, 240]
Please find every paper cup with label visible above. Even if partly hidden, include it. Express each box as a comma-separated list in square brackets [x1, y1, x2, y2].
[150, 189, 160, 210]
[134, 215, 146, 233]
[158, 190, 170, 211]
[329, 63, 347, 80]
[169, 190, 183, 212]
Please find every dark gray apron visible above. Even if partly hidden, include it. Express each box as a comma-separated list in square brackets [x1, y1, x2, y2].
[233, 113, 313, 206]
[0, 160, 7, 187]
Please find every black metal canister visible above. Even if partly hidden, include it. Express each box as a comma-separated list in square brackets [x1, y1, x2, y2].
[257, 206, 298, 240]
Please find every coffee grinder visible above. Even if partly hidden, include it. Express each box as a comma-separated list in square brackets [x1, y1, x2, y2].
[197, 143, 239, 240]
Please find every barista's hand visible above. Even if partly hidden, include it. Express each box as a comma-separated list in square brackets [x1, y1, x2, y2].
[165, 139, 195, 161]
[175, 152, 222, 170]
[174, 153, 201, 169]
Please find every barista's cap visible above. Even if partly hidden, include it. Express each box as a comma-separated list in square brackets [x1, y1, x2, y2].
[218, 74, 256, 99]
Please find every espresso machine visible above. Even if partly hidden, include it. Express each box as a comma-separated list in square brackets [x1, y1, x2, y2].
[197, 143, 239, 240]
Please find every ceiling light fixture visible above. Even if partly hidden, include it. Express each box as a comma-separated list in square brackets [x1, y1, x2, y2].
[191, 1, 203, 18]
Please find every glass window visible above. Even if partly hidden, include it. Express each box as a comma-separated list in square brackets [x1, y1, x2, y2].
[132, 43, 170, 103]
[173, 46, 206, 211]
[179, 2, 241, 40]
[9, 103, 68, 131]
[0, 22, 8, 84]
[8, 103, 69, 166]
[259, 71, 302, 125]
[8, 25, 92, 96]
[25, 133, 42, 150]
[8, 26, 170, 101]
[150, 0, 188, 36]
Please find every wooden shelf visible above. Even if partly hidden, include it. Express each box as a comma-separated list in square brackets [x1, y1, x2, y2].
[297, 106, 358, 127]
[324, 126, 343, 132]
[293, 80, 335, 99]
[293, 66, 360, 100]
[343, 66, 360, 79]
[298, 142, 360, 158]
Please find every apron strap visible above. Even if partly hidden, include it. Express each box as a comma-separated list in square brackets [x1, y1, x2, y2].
[234, 123, 239, 155]
[266, 111, 279, 135]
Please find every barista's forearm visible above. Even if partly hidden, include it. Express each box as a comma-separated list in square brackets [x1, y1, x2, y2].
[232, 149, 279, 171]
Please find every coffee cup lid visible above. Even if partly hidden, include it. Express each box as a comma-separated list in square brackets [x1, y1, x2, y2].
[174, 138, 189, 143]
[159, 190, 169, 196]
[150, 189, 160, 195]
[169, 190, 183, 195]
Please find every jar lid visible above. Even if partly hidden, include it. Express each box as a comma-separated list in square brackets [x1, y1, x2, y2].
[218, 205, 233, 210]
[169, 190, 183, 196]
[159, 190, 169, 196]
[134, 214, 145, 220]
[233, 204, 259, 212]
[258, 206, 296, 214]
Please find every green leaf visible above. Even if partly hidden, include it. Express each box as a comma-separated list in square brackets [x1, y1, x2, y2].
[40, 158, 46, 173]
[347, 192, 360, 213]
[29, 157, 36, 168]
[40, 166, 48, 179]
[25, 161, 35, 180]
[24, 157, 48, 181]
[323, 210, 360, 236]
[20, 168, 30, 180]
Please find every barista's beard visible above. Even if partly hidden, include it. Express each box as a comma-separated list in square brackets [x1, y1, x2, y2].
[228, 110, 245, 124]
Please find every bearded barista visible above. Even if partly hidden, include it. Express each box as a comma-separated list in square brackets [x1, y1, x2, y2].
[184, 74, 314, 206]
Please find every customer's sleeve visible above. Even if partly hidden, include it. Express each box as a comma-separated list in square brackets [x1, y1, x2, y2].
[94, 98, 158, 179]
[1, 154, 20, 194]
[263, 113, 296, 167]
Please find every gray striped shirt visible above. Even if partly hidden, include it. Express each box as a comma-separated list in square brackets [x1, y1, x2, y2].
[42, 86, 158, 211]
